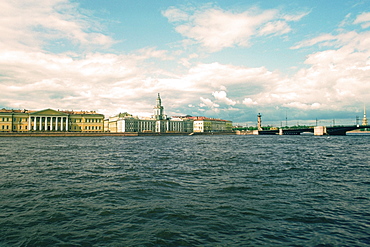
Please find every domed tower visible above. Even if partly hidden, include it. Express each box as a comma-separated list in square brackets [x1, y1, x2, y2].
[153, 93, 165, 120]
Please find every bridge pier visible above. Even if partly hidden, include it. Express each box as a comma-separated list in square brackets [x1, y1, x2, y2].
[314, 126, 327, 136]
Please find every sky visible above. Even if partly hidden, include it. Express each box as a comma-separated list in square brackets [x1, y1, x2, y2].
[1, 0, 370, 126]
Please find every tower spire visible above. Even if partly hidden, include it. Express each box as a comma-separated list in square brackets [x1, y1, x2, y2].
[153, 93, 165, 120]
[362, 104, 368, 126]
[156, 93, 161, 107]
[257, 113, 262, 131]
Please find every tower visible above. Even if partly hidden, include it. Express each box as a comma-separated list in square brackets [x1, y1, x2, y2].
[362, 105, 368, 126]
[257, 113, 262, 131]
[153, 93, 165, 120]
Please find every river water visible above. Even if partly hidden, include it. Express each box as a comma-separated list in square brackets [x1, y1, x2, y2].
[0, 135, 369, 246]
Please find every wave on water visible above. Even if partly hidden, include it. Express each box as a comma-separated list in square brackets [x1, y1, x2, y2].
[0, 135, 369, 246]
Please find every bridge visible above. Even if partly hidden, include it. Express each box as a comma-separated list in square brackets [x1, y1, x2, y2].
[257, 125, 370, 136]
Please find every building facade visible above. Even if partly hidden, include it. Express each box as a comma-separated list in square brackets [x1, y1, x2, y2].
[106, 94, 232, 133]
[107, 94, 194, 133]
[185, 116, 233, 132]
[0, 108, 104, 132]
[1, 94, 233, 134]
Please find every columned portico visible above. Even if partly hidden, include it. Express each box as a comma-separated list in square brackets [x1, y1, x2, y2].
[2, 108, 104, 133]
[28, 110, 69, 131]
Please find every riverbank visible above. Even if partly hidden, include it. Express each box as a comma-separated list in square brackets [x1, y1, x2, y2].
[347, 130, 370, 133]
[0, 131, 236, 137]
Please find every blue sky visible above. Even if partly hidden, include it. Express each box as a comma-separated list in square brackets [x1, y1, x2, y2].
[1, 0, 370, 126]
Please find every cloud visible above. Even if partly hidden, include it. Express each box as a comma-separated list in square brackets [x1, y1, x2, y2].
[282, 102, 322, 110]
[263, 28, 370, 110]
[199, 97, 219, 108]
[134, 47, 174, 61]
[162, 6, 189, 22]
[212, 91, 237, 106]
[0, 50, 146, 113]
[0, 0, 115, 51]
[258, 20, 291, 36]
[193, 11, 370, 119]
[243, 98, 258, 106]
[353, 12, 370, 28]
[163, 5, 306, 52]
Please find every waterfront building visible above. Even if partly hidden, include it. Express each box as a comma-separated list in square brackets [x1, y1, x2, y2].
[0, 108, 104, 132]
[1, 94, 232, 134]
[108, 113, 156, 132]
[184, 116, 233, 132]
[107, 94, 194, 133]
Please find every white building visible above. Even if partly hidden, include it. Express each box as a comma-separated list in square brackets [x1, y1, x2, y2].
[107, 94, 193, 133]
[107, 94, 232, 133]
[188, 116, 233, 132]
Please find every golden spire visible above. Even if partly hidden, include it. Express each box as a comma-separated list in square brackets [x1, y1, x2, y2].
[362, 104, 368, 126]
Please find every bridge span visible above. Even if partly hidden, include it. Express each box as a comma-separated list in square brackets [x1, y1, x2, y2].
[257, 125, 370, 136]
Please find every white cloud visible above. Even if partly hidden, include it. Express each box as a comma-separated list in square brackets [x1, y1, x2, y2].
[259, 20, 291, 36]
[212, 91, 237, 106]
[162, 6, 189, 22]
[0, 0, 115, 51]
[354, 12, 370, 28]
[199, 97, 219, 108]
[163, 6, 304, 52]
[282, 102, 322, 110]
[243, 98, 258, 106]
[134, 47, 173, 60]
[282, 12, 309, 22]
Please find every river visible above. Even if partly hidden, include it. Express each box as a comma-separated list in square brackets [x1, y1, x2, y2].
[0, 135, 369, 246]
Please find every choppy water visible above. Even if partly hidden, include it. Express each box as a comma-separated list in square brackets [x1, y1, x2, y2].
[0, 135, 369, 246]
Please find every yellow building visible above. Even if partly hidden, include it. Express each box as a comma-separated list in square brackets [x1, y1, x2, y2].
[0, 108, 104, 132]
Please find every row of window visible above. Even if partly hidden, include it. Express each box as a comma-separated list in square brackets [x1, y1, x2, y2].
[71, 118, 102, 123]
[0, 117, 27, 122]
[84, 126, 102, 130]
[1, 117, 103, 123]
[1, 125, 29, 130]
[1, 124, 103, 131]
